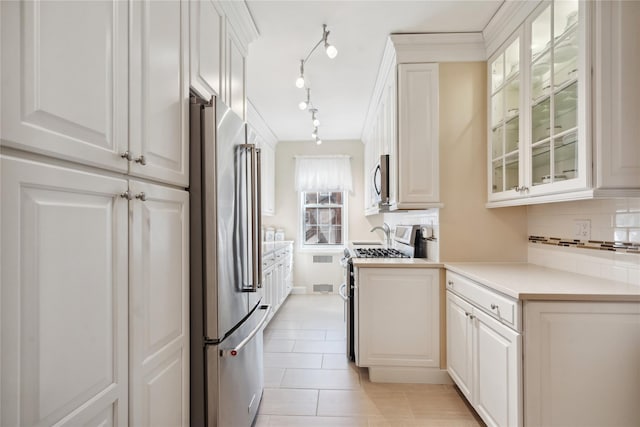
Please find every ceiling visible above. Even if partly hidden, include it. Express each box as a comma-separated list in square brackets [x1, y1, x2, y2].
[245, 0, 504, 143]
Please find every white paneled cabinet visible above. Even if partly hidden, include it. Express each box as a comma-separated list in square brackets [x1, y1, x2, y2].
[1, 0, 190, 187]
[524, 301, 640, 427]
[129, 181, 189, 427]
[446, 273, 522, 427]
[0, 0, 217, 424]
[262, 242, 293, 324]
[1, 156, 129, 426]
[356, 267, 443, 383]
[592, 0, 640, 190]
[0, 0, 129, 173]
[397, 63, 440, 207]
[362, 41, 440, 215]
[190, 0, 224, 100]
[248, 101, 278, 216]
[129, 0, 189, 187]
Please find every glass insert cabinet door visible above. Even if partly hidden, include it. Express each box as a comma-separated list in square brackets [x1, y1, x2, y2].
[490, 37, 521, 195]
[529, 0, 579, 188]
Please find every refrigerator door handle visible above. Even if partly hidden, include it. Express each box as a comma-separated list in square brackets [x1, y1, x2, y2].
[220, 304, 271, 357]
[254, 147, 263, 288]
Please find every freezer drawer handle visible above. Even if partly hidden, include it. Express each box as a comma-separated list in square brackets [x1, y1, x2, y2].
[220, 304, 271, 357]
[338, 283, 348, 302]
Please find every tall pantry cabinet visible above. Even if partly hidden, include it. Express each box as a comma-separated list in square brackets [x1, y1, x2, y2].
[1, 1, 189, 426]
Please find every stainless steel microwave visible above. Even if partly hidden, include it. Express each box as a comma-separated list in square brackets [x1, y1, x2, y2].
[371, 154, 390, 209]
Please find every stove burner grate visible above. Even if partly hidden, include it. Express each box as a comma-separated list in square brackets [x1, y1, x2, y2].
[353, 248, 409, 258]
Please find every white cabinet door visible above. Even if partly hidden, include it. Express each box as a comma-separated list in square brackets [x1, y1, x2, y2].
[1, 155, 129, 426]
[190, 0, 224, 100]
[397, 63, 440, 208]
[260, 142, 276, 216]
[524, 301, 640, 427]
[0, 0, 128, 172]
[446, 291, 474, 401]
[226, 25, 246, 119]
[130, 0, 189, 187]
[129, 180, 189, 427]
[358, 268, 440, 367]
[473, 309, 522, 427]
[593, 0, 640, 190]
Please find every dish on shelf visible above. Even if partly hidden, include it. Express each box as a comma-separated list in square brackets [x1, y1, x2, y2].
[541, 174, 567, 183]
[554, 40, 578, 63]
[562, 132, 577, 145]
[532, 61, 550, 76]
[565, 10, 578, 31]
[507, 108, 519, 117]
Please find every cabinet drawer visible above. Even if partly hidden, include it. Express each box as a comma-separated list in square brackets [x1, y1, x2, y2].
[446, 271, 521, 331]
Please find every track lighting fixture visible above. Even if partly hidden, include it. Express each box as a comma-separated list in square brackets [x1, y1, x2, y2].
[295, 60, 305, 88]
[310, 109, 320, 127]
[298, 88, 310, 110]
[293, 24, 338, 89]
[295, 24, 337, 143]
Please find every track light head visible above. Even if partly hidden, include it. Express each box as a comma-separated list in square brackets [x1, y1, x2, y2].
[325, 43, 338, 59]
[295, 59, 305, 88]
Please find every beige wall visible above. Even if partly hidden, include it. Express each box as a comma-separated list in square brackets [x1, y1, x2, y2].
[267, 140, 382, 292]
[438, 62, 528, 261]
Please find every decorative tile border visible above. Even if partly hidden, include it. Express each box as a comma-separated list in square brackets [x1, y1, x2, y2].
[529, 236, 640, 254]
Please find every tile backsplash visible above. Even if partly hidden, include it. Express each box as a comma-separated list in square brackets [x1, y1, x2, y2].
[527, 198, 640, 284]
[527, 198, 640, 243]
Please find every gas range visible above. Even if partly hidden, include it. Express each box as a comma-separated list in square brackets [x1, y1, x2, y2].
[352, 247, 409, 258]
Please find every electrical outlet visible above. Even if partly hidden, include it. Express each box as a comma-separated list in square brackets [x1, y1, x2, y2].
[573, 219, 591, 240]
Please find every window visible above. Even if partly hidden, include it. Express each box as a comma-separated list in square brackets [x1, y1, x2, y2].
[301, 191, 345, 247]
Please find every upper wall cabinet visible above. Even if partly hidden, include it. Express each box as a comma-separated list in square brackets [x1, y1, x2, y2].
[247, 100, 277, 216]
[190, 1, 258, 120]
[129, 0, 189, 187]
[1, 1, 129, 173]
[190, 0, 224, 101]
[486, 0, 640, 207]
[361, 34, 486, 215]
[1, 0, 189, 186]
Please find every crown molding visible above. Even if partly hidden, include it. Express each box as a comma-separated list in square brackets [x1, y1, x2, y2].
[483, 0, 541, 58]
[218, 1, 259, 54]
[247, 98, 278, 147]
[389, 32, 486, 63]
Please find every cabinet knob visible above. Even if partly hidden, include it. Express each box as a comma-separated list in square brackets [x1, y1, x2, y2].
[134, 155, 147, 166]
[447, 280, 454, 287]
[469, 314, 476, 320]
[120, 151, 133, 161]
[135, 192, 147, 202]
[464, 312, 470, 317]
[120, 191, 132, 200]
[491, 303, 498, 310]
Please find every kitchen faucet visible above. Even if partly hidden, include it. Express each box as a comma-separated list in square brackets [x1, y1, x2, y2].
[370, 222, 391, 247]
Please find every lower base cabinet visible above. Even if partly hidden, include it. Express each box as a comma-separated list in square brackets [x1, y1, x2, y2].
[524, 301, 640, 427]
[447, 291, 522, 427]
[0, 155, 189, 426]
[447, 269, 640, 427]
[262, 241, 293, 323]
[356, 267, 443, 383]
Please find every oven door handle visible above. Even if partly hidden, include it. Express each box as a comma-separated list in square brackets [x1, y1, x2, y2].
[338, 283, 348, 302]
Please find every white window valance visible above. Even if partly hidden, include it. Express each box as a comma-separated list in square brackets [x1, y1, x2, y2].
[294, 155, 353, 193]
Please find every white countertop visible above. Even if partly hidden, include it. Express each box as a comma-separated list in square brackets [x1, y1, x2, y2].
[352, 258, 442, 268]
[445, 262, 640, 302]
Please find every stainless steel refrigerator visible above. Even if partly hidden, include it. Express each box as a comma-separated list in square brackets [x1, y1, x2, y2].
[189, 92, 268, 426]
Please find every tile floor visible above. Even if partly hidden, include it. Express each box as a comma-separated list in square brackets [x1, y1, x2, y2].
[256, 294, 484, 427]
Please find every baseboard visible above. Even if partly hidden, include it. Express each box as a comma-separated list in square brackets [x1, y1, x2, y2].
[291, 286, 307, 294]
[368, 367, 453, 384]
